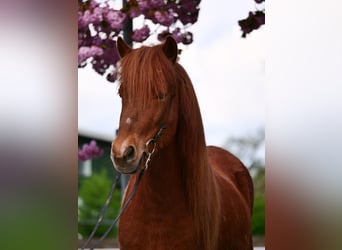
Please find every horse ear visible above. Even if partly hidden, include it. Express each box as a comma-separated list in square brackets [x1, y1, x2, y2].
[162, 36, 178, 63]
[117, 37, 132, 58]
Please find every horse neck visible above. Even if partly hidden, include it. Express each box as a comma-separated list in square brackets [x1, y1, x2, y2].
[138, 140, 186, 206]
[146, 142, 181, 188]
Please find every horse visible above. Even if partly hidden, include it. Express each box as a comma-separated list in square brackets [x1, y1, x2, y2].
[111, 36, 254, 250]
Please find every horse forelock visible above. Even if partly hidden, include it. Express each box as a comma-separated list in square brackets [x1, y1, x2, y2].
[117, 45, 177, 108]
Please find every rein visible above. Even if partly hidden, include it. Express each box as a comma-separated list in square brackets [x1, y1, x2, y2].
[80, 126, 166, 250]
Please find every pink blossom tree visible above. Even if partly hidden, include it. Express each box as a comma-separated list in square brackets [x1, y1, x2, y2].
[78, 0, 201, 83]
[238, 0, 265, 38]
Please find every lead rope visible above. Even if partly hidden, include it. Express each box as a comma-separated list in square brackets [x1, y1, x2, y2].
[80, 126, 166, 250]
[80, 173, 121, 250]
[86, 168, 146, 250]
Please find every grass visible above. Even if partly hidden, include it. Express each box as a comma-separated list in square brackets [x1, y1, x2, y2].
[78, 169, 122, 238]
[252, 190, 265, 235]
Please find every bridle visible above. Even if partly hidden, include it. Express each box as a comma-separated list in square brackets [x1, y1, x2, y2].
[144, 125, 166, 170]
[80, 125, 166, 250]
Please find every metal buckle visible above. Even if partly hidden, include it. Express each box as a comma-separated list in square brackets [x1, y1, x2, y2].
[145, 138, 156, 155]
[144, 138, 156, 170]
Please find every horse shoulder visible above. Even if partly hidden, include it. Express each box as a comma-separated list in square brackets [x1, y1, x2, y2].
[207, 145, 254, 214]
[207, 146, 254, 249]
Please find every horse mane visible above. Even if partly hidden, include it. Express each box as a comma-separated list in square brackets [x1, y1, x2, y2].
[174, 63, 221, 250]
[118, 44, 221, 249]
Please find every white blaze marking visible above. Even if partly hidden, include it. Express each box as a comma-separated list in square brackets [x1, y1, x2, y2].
[125, 117, 132, 124]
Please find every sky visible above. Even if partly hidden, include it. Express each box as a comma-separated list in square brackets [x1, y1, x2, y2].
[78, 0, 265, 147]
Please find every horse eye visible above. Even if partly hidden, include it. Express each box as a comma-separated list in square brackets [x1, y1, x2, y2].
[157, 93, 167, 100]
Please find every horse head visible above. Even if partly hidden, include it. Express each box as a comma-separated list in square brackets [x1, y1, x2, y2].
[111, 37, 180, 174]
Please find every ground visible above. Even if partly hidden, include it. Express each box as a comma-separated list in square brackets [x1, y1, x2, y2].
[78, 236, 265, 248]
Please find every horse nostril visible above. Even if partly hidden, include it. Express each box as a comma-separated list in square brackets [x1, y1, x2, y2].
[123, 146, 136, 162]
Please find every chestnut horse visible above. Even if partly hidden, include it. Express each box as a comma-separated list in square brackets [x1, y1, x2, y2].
[111, 36, 254, 250]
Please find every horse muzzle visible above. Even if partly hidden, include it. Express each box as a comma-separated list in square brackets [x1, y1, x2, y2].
[111, 126, 166, 174]
[111, 141, 144, 174]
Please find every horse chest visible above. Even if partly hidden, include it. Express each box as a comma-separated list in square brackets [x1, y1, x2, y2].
[119, 199, 198, 250]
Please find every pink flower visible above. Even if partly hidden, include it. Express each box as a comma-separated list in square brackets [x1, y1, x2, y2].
[137, 0, 149, 10]
[132, 25, 150, 42]
[182, 31, 193, 45]
[129, 8, 142, 18]
[154, 10, 174, 26]
[83, 10, 97, 24]
[172, 28, 183, 43]
[78, 46, 104, 65]
[106, 10, 126, 31]
[78, 140, 104, 161]
[93, 7, 104, 20]
[149, 0, 164, 8]
[78, 151, 87, 161]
